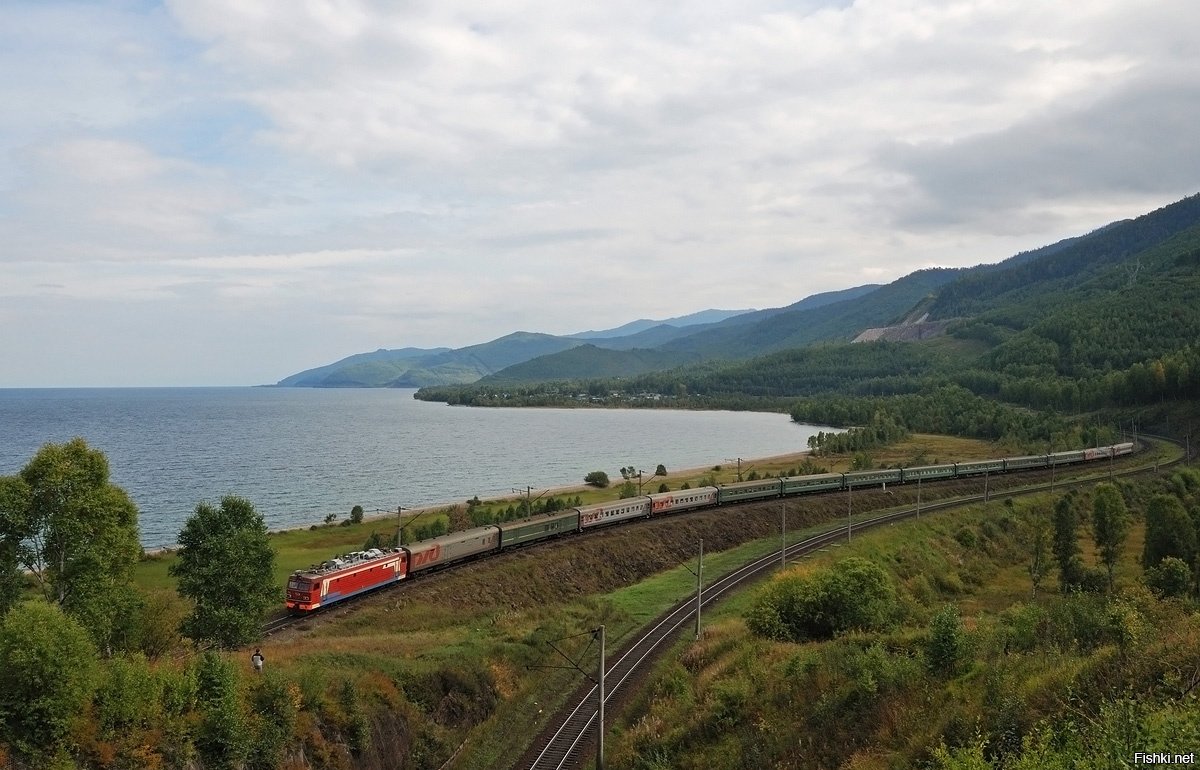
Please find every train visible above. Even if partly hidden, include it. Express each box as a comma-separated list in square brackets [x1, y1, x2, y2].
[285, 442, 1134, 613]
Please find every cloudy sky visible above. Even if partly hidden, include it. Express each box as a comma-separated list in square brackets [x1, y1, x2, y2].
[2, 0, 1197, 387]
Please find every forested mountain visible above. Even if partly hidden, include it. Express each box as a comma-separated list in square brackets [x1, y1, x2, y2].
[928, 193, 1200, 319]
[276, 346, 451, 387]
[420, 193, 1200, 451]
[477, 275, 949, 383]
[486, 344, 703, 382]
[657, 269, 961, 359]
[275, 309, 761, 387]
[285, 193, 1200, 393]
[566, 308, 756, 339]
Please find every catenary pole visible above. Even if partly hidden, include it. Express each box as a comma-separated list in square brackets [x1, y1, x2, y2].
[597, 624, 605, 770]
[695, 538, 704, 640]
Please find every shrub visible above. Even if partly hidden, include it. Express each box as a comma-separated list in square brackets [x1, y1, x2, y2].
[1075, 567, 1110, 594]
[746, 557, 895, 642]
[350, 505, 364, 524]
[1145, 556, 1191, 598]
[927, 605, 968, 675]
[1000, 603, 1047, 652]
[362, 531, 394, 550]
[584, 471, 610, 488]
[0, 602, 99, 763]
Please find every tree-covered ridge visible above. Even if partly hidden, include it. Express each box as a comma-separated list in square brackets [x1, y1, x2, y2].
[654, 267, 964, 359]
[928, 192, 1200, 318]
[420, 209, 1200, 454]
[481, 344, 701, 383]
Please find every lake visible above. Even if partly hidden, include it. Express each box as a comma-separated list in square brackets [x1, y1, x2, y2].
[0, 387, 828, 548]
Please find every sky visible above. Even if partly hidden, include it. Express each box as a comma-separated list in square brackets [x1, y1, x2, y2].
[2, 0, 1198, 387]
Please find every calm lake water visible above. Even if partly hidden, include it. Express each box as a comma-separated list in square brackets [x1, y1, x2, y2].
[0, 388, 828, 548]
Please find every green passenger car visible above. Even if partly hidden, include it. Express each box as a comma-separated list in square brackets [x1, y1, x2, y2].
[718, 479, 784, 504]
[496, 509, 580, 549]
[781, 472, 845, 495]
[900, 464, 956, 483]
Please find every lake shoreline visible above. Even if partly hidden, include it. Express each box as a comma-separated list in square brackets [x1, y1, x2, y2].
[141, 449, 818, 556]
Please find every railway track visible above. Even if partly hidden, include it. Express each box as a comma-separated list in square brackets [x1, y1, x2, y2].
[520, 440, 1180, 770]
[258, 449, 1138, 641]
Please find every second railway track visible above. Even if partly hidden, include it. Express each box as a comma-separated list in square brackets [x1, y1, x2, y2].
[520, 440, 1180, 770]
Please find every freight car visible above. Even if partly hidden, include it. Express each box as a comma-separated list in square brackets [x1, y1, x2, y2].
[286, 442, 1134, 613]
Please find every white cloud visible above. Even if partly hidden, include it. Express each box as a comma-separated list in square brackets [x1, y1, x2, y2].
[0, 0, 1196, 385]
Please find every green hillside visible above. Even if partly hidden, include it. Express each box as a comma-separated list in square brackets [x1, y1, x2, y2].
[481, 344, 702, 383]
[276, 347, 448, 387]
[421, 192, 1200, 455]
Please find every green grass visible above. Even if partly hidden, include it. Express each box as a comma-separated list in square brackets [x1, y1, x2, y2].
[602, 465, 1198, 769]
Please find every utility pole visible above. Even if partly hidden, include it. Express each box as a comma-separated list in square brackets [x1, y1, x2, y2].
[916, 478, 921, 519]
[984, 470, 989, 505]
[395, 505, 405, 547]
[512, 485, 549, 519]
[528, 627, 608, 770]
[847, 483, 853, 542]
[597, 625, 605, 770]
[681, 539, 704, 640]
[695, 539, 704, 640]
[780, 503, 786, 569]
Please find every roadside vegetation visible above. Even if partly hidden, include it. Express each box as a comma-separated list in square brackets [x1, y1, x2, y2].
[605, 468, 1200, 769]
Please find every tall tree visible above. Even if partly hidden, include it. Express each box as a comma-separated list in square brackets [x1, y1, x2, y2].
[1142, 494, 1198, 570]
[1025, 508, 1052, 598]
[0, 439, 141, 647]
[1091, 483, 1130, 590]
[1052, 494, 1083, 591]
[171, 496, 278, 648]
[0, 476, 31, 616]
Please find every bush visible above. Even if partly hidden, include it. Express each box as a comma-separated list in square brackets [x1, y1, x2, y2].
[746, 557, 895, 641]
[1075, 567, 1110, 594]
[350, 505, 364, 524]
[1000, 603, 1047, 652]
[926, 605, 968, 674]
[362, 531, 394, 550]
[1145, 556, 1191, 598]
[585, 471, 610, 488]
[0, 601, 99, 763]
